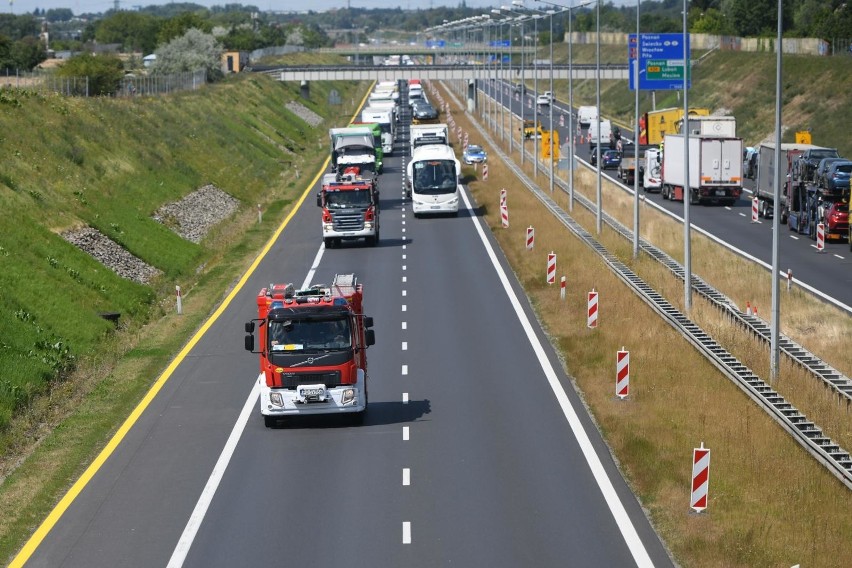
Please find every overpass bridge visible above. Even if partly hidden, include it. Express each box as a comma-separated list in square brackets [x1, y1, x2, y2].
[252, 63, 629, 82]
[317, 43, 536, 57]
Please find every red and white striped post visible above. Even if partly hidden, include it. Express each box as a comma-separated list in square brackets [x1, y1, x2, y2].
[527, 98, 531, 109]
[816, 223, 825, 252]
[176, 285, 183, 315]
[483, 163, 489, 181]
[587, 289, 599, 329]
[690, 443, 711, 513]
[546, 252, 556, 284]
[616, 348, 629, 399]
[560, 276, 566, 300]
[526, 226, 535, 250]
[751, 197, 759, 223]
[559, 113, 564, 127]
[501, 201, 509, 228]
[500, 188, 507, 205]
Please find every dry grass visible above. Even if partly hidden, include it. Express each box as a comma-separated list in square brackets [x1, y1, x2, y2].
[435, 81, 852, 568]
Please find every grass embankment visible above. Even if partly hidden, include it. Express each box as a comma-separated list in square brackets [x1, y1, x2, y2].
[535, 43, 852, 156]
[436, 80, 852, 567]
[0, 72, 370, 562]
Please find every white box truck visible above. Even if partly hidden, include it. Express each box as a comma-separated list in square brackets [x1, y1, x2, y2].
[588, 119, 612, 150]
[661, 134, 744, 205]
[361, 107, 395, 156]
[409, 123, 449, 155]
[678, 115, 737, 138]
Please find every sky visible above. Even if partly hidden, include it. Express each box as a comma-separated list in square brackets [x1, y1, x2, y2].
[7, 0, 633, 16]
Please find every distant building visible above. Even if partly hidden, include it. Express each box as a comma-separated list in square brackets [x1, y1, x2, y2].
[222, 51, 248, 73]
[143, 54, 156, 68]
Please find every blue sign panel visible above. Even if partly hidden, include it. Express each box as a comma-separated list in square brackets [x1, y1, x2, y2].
[489, 39, 511, 48]
[628, 33, 691, 91]
[426, 40, 446, 48]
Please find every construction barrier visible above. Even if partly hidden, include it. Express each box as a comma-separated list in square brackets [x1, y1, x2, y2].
[526, 226, 534, 251]
[690, 443, 711, 513]
[816, 222, 825, 252]
[560, 276, 566, 300]
[500, 188, 506, 205]
[501, 202, 509, 228]
[616, 348, 629, 399]
[559, 114, 564, 127]
[751, 197, 759, 223]
[547, 252, 556, 284]
[587, 289, 599, 329]
[483, 164, 489, 181]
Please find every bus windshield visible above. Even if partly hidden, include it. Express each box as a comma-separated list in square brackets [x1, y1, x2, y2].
[412, 160, 457, 195]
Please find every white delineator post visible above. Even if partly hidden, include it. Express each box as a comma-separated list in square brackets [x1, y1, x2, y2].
[176, 285, 183, 315]
[560, 276, 566, 300]
[751, 197, 759, 223]
[816, 223, 825, 252]
[526, 226, 534, 251]
[587, 289, 599, 329]
[787, 268, 792, 292]
[546, 252, 556, 284]
[616, 348, 629, 399]
[257, 204, 262, 224]
[690, 443, 711, 513]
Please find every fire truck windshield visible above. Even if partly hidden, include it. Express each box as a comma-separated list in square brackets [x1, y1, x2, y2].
[413, 160, 457, 195]
[325, 190, 372, 209]
[268, 317, 351, 352]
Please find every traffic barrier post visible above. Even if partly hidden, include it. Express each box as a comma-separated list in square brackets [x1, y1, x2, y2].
[560, 276, 566, 300]
[751, 197, 759, 223]
[616, 348, 629, 399]
[816, 223, 825, 252]
[690, 443, 711, 513]
[787, 268, 792, 292]
[526, 226, 534, 251]
[483, 163, 489, 181]
[176, 285, 183, 315]
[587, 289, 599, 329]
[546, 252, 556, 284]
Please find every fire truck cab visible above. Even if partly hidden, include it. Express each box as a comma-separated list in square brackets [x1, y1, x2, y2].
[317, 168, 380, 248]
[244, 274, 375, 426]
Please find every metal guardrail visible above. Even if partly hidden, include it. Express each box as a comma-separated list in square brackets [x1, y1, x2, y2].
[442, 83, 852, 489]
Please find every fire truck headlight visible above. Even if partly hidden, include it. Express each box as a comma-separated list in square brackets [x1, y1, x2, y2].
[341, 388, 356, 405]
[323, 223, 333, 232]
[364, 222, 373, 230]
[270, 392, 284, 407]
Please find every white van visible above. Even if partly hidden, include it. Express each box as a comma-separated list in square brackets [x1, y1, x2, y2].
[577, 106, 598, 128]
[588, 119, 611, 149]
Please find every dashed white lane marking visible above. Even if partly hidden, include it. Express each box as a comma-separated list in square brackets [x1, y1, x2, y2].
[402, 304, 407, 312]
[403, 468, 411, 486]
[402, 276, 407, 283]
[402, 341, 408, 350]
[402, 290, 407, 296]
[403, 426, 410, 440]
[402, 522, 411, 544]
[402, 365, 408, 375]
[402, 213, 406, 219]
[790, 235, 800, 240]
[402, 221, 406, 225]
[402, 392, 409, 404]
[402, 321, 407, 329]
[738, 212, 746, 217]
[402, 228, 406, 233]
[403, 244, 407, 250]
[403, 265, 407, 270]
[835, 254, 845, 259]
[403, 254, 407, 260]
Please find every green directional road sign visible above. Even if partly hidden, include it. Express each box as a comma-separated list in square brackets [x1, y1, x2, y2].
[646, 59, 686, 80]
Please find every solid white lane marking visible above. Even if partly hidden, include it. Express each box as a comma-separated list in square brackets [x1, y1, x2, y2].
[403, 426, 410, 440]
[402, 392, 409, 404]
[168, 242, 327, 568]
[459, 187, 655, 568]
[403, 468, 411, 486]
[402, 321, 407, 329]
[402, 365, 408, 375]
[402, 341, 408, 350]
[167, 380, 260, 567]
[402, 522, 411, 544]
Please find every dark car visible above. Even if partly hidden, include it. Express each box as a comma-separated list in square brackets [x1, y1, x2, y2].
[590, 148, 621, 169]
[819, 160, 852, 192]
[411, 101, 438, 123]
[813, 157, 846, 186]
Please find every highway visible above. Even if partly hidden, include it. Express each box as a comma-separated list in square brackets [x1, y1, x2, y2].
[479, 78, 852, 309]
[15, 87, 672, 567]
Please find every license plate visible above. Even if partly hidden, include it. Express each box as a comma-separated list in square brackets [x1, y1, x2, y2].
[715, 190, 727, 196]
[828, 233, 840, 240]
[430, 205, 441, 210]
[299, 386, 326, 401]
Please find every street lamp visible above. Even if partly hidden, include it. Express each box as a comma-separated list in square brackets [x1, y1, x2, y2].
[537, 0, 596, 211]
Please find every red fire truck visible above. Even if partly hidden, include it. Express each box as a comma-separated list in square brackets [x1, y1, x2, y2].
[244, 274, 375, 427]
[317, 169, 380, 248]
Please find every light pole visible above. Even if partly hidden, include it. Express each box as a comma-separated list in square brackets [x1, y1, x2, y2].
[538, 0, 596, 211]
[633, 0, 641, 260]
[491, 10, 510, 145]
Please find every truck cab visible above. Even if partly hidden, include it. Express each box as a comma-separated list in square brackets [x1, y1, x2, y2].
[317, 173, 380, 248]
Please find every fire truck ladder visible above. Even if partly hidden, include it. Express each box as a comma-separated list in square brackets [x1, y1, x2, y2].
[460, 102, 852, 489]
